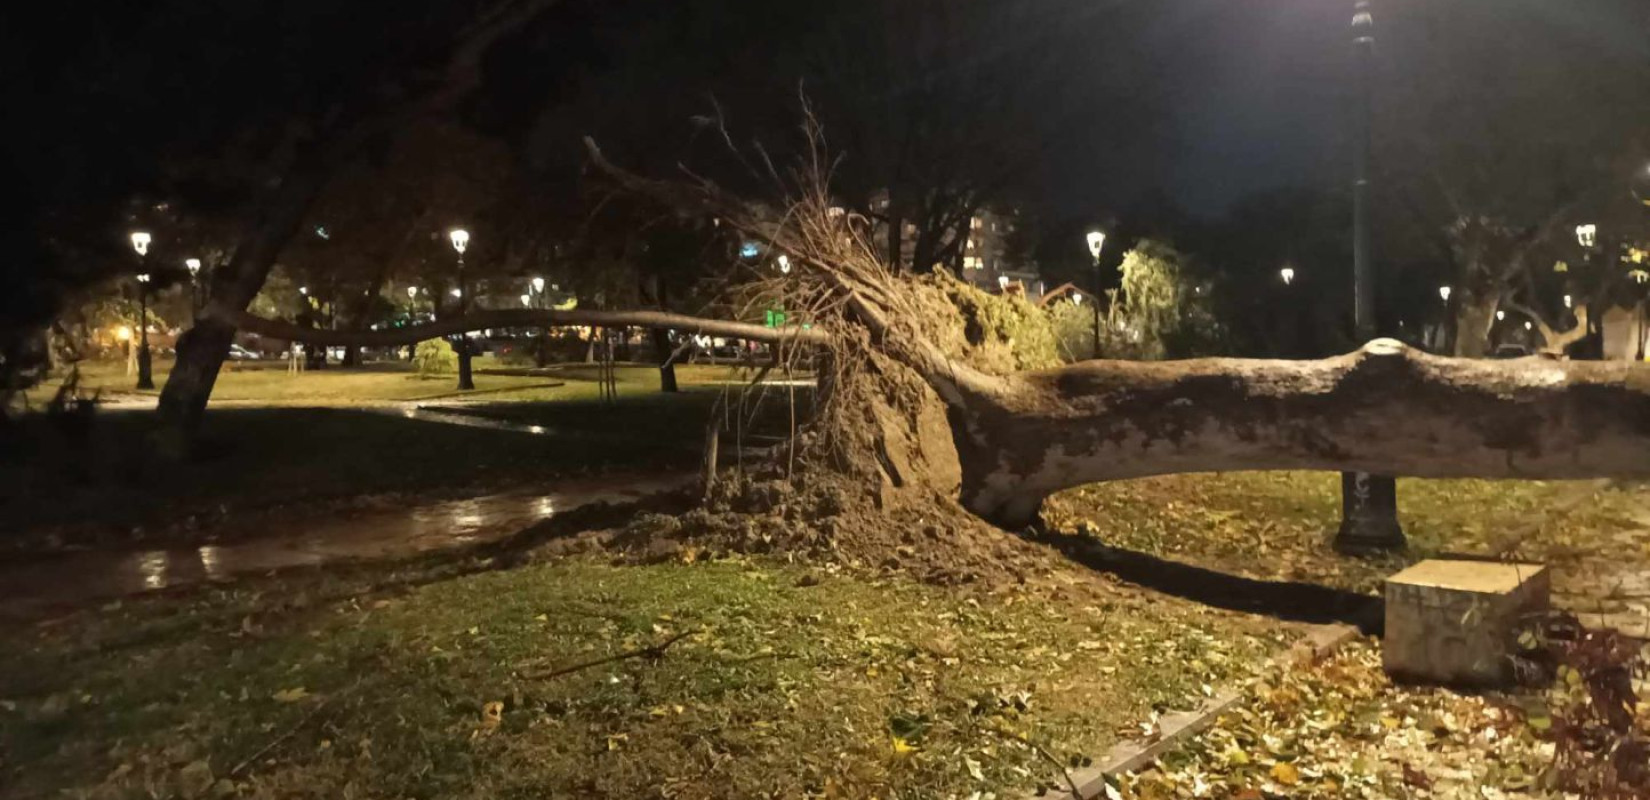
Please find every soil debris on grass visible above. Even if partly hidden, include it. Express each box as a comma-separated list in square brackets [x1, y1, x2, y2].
[0, 557, 1292, 799]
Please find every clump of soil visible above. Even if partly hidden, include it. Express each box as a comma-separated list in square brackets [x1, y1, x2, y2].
[609, 470, 1060, 588]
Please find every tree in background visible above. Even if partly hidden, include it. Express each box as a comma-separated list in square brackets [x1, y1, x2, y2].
[1376, 0, 1650, 357]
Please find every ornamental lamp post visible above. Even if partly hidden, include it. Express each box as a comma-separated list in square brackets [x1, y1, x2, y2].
[448, 229, 474, 390]
[1333, 0, 1406, 555]
[130, 232, 155, 389]
[1085, 230, 1105, 359]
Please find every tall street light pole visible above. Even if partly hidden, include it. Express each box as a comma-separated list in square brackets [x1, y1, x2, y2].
[1086, 230, 1106, 359]
[449, 229, 475, 390]
[1333, 0, 1406, 554]
[131, 231, 155, 390]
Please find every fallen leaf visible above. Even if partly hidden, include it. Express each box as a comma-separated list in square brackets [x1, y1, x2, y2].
[271, 687, 309, 703]
[1270, 762, 1300, 786]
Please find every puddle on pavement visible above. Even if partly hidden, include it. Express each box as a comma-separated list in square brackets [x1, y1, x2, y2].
[0, 473, 689, 618]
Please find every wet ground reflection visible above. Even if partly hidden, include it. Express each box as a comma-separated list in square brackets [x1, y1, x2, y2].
[0, 473, 688, 618]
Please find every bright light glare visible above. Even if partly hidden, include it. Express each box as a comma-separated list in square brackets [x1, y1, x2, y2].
[115, 326, 132, 341]
[1279, 267, 1295, 285]
[1438, 285, 1451, 302]
[1496, 310, 1506, 321]
[185, 258, 201, 275]
[521, 294, 532, 307]
[1085, 230, 1106, 259]
[407, 286, 419, 299]
[130, 231, 151, 256]
[777, 255, 791, 274]
[450, 288, 462, 298]
[1575, 224, 1598, 248]
[531, 276, 545, 293]
[449, 228, 470, 254]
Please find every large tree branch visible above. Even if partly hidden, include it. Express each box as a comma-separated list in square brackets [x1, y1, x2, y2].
[216, 306, 828, 348]
[957, 339, 1650, 526]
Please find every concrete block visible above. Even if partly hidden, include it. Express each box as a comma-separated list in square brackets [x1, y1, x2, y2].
[1383, 559, 1549, 687]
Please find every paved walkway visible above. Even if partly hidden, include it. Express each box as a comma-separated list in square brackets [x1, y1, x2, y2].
[0, 473, 691, 619]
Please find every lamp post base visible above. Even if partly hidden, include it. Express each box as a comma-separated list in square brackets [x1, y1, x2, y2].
[1332, 471, 1406, 555]
[136, 347, 155, 390]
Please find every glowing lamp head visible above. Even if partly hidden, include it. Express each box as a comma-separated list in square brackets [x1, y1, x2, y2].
[1085, 230, 1106, 259]
[1563, 294, 1573, 308]
[407, 286, 419, 299]
[531, 276, 545, 293]
[1279, 267, 1296, 285]
[1524, 321, 1533, 331]
[997, 275, 1010, 290]
[777, 255, 791, 274]
[185, 258, 201, 276]
[115, 326, 133, 342]
[521, 294, 532, 307]
[1072, 292, 1083, 306]
[449, 229, 470, 254]
[136, 272, 151, 284]
[130, 231, 151, 256]
[1496, 310, 1506, 321]
[1438, 285, 1451, 302]
[298, 286, 308, 295]
[1575, 223, 1598, 249]
[449, 288, 462, 298]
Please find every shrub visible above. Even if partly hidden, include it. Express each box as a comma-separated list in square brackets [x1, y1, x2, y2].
[413, 339, 457, 376]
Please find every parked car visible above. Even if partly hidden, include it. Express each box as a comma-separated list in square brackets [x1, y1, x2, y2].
[227, 344, 262, 360]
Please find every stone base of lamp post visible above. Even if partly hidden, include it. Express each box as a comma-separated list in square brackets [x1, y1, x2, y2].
[136, 345, 155, 390]
[1332, 471, 1406, 555]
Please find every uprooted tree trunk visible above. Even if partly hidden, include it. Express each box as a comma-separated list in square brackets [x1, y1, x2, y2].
[218, 141, 1650, 532]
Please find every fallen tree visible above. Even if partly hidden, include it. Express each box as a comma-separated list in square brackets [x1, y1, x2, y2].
[224, 138, 1650, 534]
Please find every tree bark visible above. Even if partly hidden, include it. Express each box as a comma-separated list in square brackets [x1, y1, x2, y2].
[1453, 292, 1500, 357]
[653, 327, 679, 392]
[950, 339, 1650, 527]
[157, 165, 330, 438]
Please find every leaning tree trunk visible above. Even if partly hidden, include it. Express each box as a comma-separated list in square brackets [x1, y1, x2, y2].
[158, 166, 329, 440]
[947, 339, 1650, 527]
[1453, 291, 1500, 358]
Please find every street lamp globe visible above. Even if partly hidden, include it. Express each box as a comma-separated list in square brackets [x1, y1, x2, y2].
[521, 294, 532, 307]
[1071, 292, 1083, 306]
[1279, 266, 1296, 285]
[299, 286, 308, 295]
[186, 258, 201, 276]
[450, 288, 462, 298]
[1575, 224, 1598, 249]
[1496, 310, 1506, 321]
[449, 228, 470, 254]
[997, 274, 1010, 290]
[1085, 230, 1106, 259]
[407, 286, 419, 299]
[1438, 285, 1451, 302]
[531, 276, 545, 294]
[129, 231, 151, 256]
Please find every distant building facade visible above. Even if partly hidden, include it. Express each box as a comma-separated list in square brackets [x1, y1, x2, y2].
[865, 191, 1045, 301]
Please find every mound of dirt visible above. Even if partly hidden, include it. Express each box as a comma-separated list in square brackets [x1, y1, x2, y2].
[603, 469, 1064, 589]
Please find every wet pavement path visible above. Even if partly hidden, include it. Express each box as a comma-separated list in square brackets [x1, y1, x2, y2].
[0, 472, 690, 619]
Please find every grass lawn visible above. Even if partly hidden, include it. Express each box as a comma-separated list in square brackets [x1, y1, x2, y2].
[0, 557, 1290, 799]
[4, 361, 805, 552]
[27, 358, 769, 408]
[1046, 472, 1650, 596]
